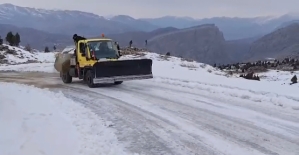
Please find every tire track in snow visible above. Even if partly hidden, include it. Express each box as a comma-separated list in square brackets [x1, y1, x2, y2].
[106, 82, 299, 155]
[59, 86, 224, 155]
[63, 84, 285, 155]
[132, 80, 299, 123]
[1, 72, 299, 155]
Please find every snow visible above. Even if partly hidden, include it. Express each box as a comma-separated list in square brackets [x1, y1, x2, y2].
[0, 44, 56, 64]
[119, 52, 299, 110]
[2, 51, 299, 99]
[1, 49, 299, 154]
[0, 82, 130, 155]
[1, 50, 299, 110]
[0, 63, 56, 72]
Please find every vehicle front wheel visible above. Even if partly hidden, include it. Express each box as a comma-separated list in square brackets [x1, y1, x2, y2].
[85, 70, 96, 88]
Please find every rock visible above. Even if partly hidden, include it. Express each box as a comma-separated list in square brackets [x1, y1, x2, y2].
[0, 54, 5, 59]
[26, 60, 39, 63]
[6, 49, 18, 55]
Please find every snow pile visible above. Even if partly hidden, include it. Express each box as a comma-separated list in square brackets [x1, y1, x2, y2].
[120, 52, 299, 110]
[120, 52, 225, 76]
[258, 70, 299, 84]
[0, 82, 130, 155]
[0, 44, 56, 65]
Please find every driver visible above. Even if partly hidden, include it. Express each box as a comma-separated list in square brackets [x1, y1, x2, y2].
[99, 42, 109, 52]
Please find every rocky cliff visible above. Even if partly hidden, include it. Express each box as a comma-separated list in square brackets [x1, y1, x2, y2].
[246, 23, 299, 61]
[147, 24, 230, 64]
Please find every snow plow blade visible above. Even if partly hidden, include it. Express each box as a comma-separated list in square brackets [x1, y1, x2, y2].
[92, 59, 153, 83]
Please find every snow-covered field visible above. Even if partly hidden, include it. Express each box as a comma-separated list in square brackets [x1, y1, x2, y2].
[0, 46, 299, 155]
[0, 82, 129, 155]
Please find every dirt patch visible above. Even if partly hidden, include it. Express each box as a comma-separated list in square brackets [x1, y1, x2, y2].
[0, 71, 62, 89]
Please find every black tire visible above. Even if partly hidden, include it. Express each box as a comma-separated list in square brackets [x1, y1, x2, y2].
[60, 71, 72, 83]
[114, 81, 123, 85]
[85, 70, 96, 88]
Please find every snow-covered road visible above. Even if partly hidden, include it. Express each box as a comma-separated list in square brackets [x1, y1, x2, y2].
[1, 71, 298, 155]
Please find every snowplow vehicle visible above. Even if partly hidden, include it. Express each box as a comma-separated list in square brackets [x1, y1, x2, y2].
[55, 35, 153, 88]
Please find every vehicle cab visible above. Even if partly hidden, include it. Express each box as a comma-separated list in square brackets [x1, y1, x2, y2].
[76, 38, 120, 68]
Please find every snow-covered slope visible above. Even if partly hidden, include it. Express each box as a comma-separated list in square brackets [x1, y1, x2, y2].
[0, 44, 55, 65]
[258, 70, 299, 84]
[1, 50, 299, 154]
[0, 82, 130, 155]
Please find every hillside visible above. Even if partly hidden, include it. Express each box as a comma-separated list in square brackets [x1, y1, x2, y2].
[0, 24, 71, 50]
[225, 36, 261, 63]
[109, 15, 159, 31]
[0, 4, 137, 36]
[2, 3, 299, 40]
[246, 23, 299, 61]
[0, 44, 55, 65]
[147, 24, 230, 64]
[108, 25, 262, 64]
[140, 15, 299, 40]
[107, 27, 178, 47]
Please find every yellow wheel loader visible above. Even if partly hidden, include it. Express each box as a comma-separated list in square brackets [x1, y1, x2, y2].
[55, 35, 153, 88]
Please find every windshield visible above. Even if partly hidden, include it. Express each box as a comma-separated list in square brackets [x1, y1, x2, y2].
[87, 40, 118, 59]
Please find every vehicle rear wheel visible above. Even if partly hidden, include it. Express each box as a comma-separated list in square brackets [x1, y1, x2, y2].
[60, 71, 72, 83]
[85, 70, 96, 88]
[114, 81, 123, 85]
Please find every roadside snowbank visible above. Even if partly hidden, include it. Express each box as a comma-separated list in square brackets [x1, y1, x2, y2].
[0, 44, 56, 64]
[1, 51, 299, 101]
[0, 82, 130, 155]
[0, 63, 55, 73]
[258, 70, 299, 84]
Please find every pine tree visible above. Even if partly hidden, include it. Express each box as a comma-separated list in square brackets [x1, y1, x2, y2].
[44, 46, 50, 53]
[0, 36, 3, 45]
[12, 35, 17, 46]
[15, 33, 20, 46]
[6, 32, 14, 46]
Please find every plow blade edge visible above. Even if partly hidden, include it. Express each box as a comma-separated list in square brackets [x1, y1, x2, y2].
[92, 59, 153, 83]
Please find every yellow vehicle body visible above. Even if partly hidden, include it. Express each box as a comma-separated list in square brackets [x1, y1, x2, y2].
[58, 36, 153, 88]
[76, 38, 117, 68]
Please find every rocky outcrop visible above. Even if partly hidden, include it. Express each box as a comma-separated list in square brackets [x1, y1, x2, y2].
[246, 23, 299, 61]
[147, 24, 230, 64]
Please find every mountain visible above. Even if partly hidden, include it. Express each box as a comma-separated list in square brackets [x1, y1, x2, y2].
[2, 3, 299, 41]
[245, 23, 299, 61]
[0, 24, 71, 50]
[276, 20, 299, 30]
[107, 27, 178, 47]
[140, 15, 299, 40]
[109, 15, 159, 31]
[0, 3, 139, 36]
[140, 16, 196, 29]
[147, 24, 231, 65]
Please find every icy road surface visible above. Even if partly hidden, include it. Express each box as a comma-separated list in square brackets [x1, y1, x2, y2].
[1, 71, 299, 155]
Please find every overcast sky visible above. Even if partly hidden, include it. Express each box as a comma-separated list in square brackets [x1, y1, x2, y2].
[0, 0, 297, 19]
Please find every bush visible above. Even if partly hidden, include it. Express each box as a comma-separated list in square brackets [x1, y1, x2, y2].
[44, 46, 50, 53]
[291, 75, 297, 84]
[24, 44, 31, 52]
